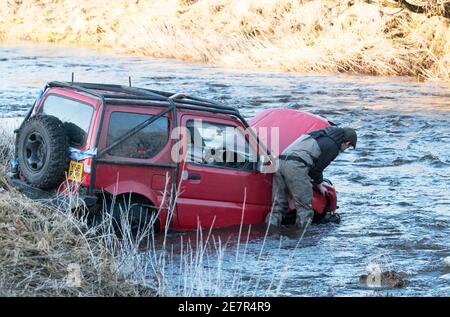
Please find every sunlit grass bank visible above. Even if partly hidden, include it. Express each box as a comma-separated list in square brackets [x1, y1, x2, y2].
[0, 0, 448, 82]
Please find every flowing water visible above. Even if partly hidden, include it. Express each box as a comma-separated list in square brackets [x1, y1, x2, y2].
[1, 44, 449, 296]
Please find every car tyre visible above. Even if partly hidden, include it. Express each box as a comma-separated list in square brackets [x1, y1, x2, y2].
[17, 115, 69, 189]
[107, 197, 158, 238]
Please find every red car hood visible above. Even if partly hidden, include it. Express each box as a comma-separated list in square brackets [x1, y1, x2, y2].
[249, 108, 331, 154]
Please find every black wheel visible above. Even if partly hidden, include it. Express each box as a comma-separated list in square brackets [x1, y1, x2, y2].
[17, 115, 69, 189]
[108, 196, 159, 237]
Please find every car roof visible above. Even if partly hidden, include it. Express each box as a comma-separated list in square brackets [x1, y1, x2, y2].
[46, 81, 241, 117]
[44, 81, 264, 151]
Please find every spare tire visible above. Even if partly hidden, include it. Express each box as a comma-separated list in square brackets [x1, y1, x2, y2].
[17, 115, 69, 189]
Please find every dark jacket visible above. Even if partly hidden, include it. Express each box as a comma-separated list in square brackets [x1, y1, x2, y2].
[307, 127, 344, 184]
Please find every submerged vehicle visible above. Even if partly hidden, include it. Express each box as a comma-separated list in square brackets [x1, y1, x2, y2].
[7, 81, 338, 233]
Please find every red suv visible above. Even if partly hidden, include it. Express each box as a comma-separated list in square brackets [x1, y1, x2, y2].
[8, 81, 338, 233]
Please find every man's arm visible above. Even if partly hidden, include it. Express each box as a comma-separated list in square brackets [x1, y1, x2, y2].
[309, 139, 339, 184]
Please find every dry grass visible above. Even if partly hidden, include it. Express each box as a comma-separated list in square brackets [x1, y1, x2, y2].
[0, 118, 19, 169]
[0, 0, 448, 81]
[0, 121, 154, 296]
[0, 178, 155, 296]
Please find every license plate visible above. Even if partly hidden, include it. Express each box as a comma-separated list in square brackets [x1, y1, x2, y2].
[68, 160, 83, 182]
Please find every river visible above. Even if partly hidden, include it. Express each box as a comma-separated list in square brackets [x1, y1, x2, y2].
[0, 44, 449, 296]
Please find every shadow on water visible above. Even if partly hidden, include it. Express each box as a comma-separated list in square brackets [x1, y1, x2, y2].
[1, 44, 449, 296]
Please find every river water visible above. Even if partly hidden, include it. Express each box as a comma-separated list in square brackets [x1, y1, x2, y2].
[1, 44, 449, 296]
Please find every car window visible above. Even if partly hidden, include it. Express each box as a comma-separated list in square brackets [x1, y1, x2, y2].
[186, 120, 256, 170]
[41, 95, 94, 147]
[106, 112, 169, 159]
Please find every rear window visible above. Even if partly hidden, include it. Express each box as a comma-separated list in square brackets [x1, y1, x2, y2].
[106, 112, 169, 159]
[41, 95, 94, 147]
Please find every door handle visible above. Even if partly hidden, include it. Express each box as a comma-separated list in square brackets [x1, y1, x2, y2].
[188, 173, 201, 180]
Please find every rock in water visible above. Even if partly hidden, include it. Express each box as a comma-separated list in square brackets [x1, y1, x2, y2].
[359, 270, 406, 288]
[443, 257, 450, 267]
[381, 270, 406, 288]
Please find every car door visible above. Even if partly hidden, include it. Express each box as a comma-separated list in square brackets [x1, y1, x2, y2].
[175, 114, 272, 230]
[94, 105, 176, 220]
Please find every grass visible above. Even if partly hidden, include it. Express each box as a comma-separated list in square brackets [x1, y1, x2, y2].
[0, 121, 308, 296]
[0, 173, 154, 296]
[0, 119, 16, 169]
[0, 120, 152, 296]
[0, 0, 448, 82]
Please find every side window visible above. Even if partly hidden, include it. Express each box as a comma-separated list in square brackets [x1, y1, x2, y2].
[186, 120, 256, 170]
[106, 112, 169, 159]
[41, 95, 94, 147]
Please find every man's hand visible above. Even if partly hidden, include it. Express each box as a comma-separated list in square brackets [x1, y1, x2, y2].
[316, 183, 327, 196]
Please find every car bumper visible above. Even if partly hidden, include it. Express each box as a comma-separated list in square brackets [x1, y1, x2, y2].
[6, 173, 97, 208]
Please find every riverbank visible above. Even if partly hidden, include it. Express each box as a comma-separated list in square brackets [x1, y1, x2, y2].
[0, 121, 151, 296]
[0, 175, 154, 296]
[0, 0, 448, 82]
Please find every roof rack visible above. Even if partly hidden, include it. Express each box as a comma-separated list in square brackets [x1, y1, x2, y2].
[47, 81, 240, 115]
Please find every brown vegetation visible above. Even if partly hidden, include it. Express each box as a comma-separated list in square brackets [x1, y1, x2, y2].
[0, 0, 448, 81]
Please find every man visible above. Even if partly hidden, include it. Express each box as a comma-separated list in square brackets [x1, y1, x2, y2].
[266, 126, 357, 230]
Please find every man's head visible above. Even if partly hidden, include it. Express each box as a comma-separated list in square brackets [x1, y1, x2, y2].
[341, 127, 357, 152]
